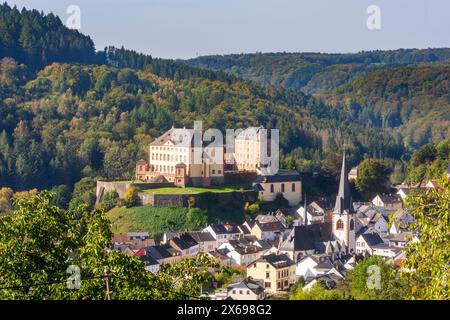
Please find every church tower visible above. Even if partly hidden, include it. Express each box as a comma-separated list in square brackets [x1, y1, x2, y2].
[332, 151, 356, 253]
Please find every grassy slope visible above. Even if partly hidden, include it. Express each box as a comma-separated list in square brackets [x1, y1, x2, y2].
[106, 205, 189, 236]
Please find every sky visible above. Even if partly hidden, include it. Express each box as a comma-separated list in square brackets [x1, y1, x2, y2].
[6, 0, 450, 59]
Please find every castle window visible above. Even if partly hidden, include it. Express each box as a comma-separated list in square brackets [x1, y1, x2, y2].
[350, 219, 355, 230]
[336, 219, 344, 230]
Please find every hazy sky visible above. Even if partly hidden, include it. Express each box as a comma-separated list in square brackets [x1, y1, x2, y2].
[6, 0, 450, 59]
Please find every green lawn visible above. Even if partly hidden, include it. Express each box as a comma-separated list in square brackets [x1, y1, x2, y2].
[142, 184, 249, 195]
[106, 205, 190, 236]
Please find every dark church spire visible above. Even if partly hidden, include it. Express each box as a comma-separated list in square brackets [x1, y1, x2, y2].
[334, 151, 354, 214]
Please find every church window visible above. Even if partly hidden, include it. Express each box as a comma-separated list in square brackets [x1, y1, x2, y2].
[336, 219, 344, 230]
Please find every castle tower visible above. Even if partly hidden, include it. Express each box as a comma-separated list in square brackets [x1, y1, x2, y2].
[332, 151, 356, 253]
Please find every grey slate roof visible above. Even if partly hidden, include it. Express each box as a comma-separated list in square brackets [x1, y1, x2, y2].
[188, 231, 215, 242]
[253, 253, 295, 269]
[227, 278, 265, 295]
[254, 171, 301, 183]
[209, 224, 241, 235]
[281, 223, 332, 252]
[360, 233, 384, 247]
[171, 233, 198, 250]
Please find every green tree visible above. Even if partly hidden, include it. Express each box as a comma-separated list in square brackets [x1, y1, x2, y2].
[346, 256, 408, 300]
[49, 184, 71, 209]
[0, 191, 219, 300]
[403, 179, 450, 300]
[100, 190, 119, 212]
[68, 177, 96, 212]
[356, 159, 390, 198]
[290, 280, 347, 300]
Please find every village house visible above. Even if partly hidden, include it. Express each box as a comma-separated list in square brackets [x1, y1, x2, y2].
[218, 240, 265, 266]
[188, 231, 217, 253]
[355, 232, 385, 255]
[250, 220, 285, 241]
[252, 171, 302, 206]
[297, 199, 333, 226]
[208, 250, 231, 267]
[145, 245, 183, 265]
[246, 253, 296, 294]
[135, 126, 224, 187]
[226, 278, 266, 300]
[275, 208, 301, 227]
[168, 233, 200, 257]
[371, 194, 403, 210]
[140, 255, 160, 274]
[371, 243, 402, 259]
[354, 203, 391, 235]
[296, 254, 346, 282]
[203, 224, 242, 247]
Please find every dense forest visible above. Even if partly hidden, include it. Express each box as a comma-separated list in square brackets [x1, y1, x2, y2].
[319, 63, 450, 148]
[185, 49, 450, 93]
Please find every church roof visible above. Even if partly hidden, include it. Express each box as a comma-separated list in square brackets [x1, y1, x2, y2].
[281, 223, 332, 252]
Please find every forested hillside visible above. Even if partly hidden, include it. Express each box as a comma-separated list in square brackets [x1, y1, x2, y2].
[0, 3, 100, 70]
[0, 3, 446, 194]
[318, 63, 450, 148]
[1, 57, 405, 190]
[184, 49, 450, 94]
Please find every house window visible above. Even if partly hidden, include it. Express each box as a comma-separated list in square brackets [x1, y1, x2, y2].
[284, 280, 288, 286]
[270, 184, 274, 193]
[232, 290, 236, 294]
[239, 290, 243, 295]
[350, 219, 355, 230]
[266, 272, 270, 279]
[218, 170, 222, 174]
[212, 170, 215, 174]
[336, 219, 344, 230]
[281, 184, 285, 192]
[292, 183, 295, 192]
[265, 283, 271, 288]
[266, 264, 269, 268]
[247, 290, 250, 295]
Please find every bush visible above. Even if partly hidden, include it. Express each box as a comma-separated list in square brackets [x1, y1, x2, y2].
[124, 187, 139, 208]
[101, 190, 119, 211]
[187, 208, 208, 229]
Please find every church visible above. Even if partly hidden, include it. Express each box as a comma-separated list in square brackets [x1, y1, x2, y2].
[280, 152, 356, 262]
